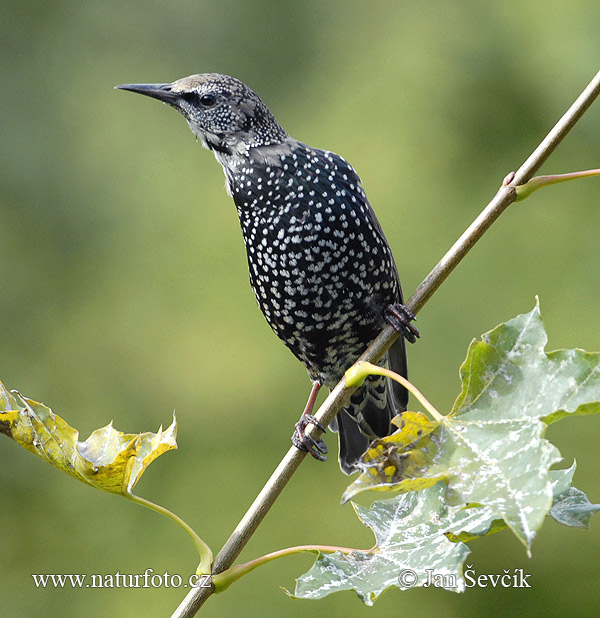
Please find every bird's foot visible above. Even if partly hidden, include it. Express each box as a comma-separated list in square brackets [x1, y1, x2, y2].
[292, 414, 328, 461]
[384, 303, 420, 343]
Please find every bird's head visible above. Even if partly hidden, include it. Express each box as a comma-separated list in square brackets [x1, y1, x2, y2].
[116, 73, 288, 157]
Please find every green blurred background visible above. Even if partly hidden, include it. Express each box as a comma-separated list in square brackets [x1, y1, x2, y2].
[2, 1, 600, 616]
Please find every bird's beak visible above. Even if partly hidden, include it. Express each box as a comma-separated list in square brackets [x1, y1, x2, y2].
[115, 82, 179, 105]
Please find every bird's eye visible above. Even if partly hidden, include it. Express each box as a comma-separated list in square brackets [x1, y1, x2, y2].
[199, 93, 217, 107]
[179, 91, 218, 108]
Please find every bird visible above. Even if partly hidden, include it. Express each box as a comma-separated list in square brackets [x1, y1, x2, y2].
[116, 74, 418, 474]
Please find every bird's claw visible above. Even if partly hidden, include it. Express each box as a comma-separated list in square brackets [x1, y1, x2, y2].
[292, 414, 328, 461]
[384, 303, 420, 343]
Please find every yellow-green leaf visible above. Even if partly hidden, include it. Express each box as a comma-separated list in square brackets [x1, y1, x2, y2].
[0, 382, 176, 494]
[342, 411, 442, 502]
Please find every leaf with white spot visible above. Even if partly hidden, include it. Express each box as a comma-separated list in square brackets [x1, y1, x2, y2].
[290, 483, 496, 604]
[344, 301, 600, 550]
[549, 463, 600, 528]
[291, 465, 599, 605]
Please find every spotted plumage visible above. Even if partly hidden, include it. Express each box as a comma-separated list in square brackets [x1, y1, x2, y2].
[117, 74, 412, 474]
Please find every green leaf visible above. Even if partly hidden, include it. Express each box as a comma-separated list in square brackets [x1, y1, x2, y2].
[446, 463, 599, 542]
[549, 463, 600, 528]
[344, 301, 600, 549]
[549, 462, 578, 496]
[292, 466, 598, 604]
[0, 382, 177, 494]
[291, 483, 500, 604]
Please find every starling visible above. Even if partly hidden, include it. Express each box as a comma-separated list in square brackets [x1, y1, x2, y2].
[117, 74, 418, 474]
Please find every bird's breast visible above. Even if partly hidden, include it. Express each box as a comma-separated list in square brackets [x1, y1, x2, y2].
[226, 144, 400, 380]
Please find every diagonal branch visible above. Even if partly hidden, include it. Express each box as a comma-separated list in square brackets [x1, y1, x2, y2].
[170, 68, 600, 617]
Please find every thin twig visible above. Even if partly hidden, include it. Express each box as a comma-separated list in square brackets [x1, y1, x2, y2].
[170, 68, 600, 617]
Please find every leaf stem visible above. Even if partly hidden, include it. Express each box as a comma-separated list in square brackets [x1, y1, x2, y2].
[345, 362, 444, 421]
[212, 544, 360, 592]
[515, 168, 600, 201]
[126, 491, 213, 575]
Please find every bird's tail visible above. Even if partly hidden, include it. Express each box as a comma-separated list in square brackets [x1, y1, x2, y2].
[334, 337, 408, 475]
